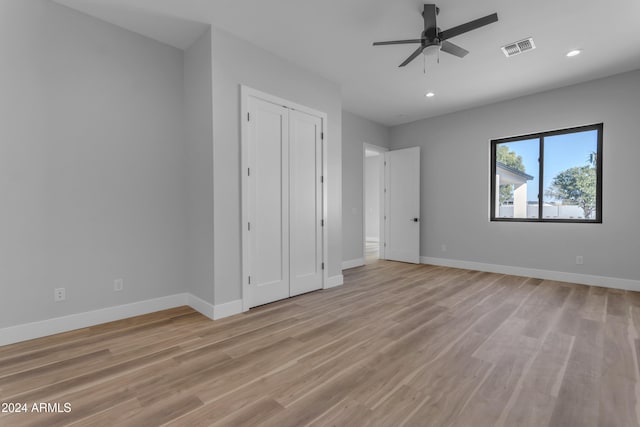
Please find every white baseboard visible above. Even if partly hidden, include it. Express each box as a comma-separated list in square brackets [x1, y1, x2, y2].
[187, 294, 215, 320]
[326, 275, 344, 289]
[421, 256, 640, 292]
[214, 299, 243, 320]
[0, 292, 239, 347]
[342, 258, 365, 270]
[0, 293, 189, 347]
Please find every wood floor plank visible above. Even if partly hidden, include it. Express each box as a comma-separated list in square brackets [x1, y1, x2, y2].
[452, 350, 536, 427]
[548, 318, 605, 427]
[260, 364, 374, 427]
[501, 331, 574, 427]
[307, 398, 372, 427]
[210, 397, 284, 427]
[2, 260, 639, 426]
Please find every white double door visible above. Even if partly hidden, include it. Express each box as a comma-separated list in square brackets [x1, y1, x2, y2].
[245, 95, 323, 308]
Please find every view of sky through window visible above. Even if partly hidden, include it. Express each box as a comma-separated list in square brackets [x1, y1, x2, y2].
[501, 130, 598, 202]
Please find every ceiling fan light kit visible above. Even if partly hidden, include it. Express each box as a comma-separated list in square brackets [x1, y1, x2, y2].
[373, 3, 499, 67]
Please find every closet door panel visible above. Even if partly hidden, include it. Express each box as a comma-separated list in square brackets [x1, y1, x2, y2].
[289, 110, 323, 296]
[247, 97, 290, 307]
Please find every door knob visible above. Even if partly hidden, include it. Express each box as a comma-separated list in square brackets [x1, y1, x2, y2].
[411, 218, 419, 222]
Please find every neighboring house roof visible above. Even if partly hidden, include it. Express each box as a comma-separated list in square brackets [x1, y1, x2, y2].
[496, 162, 534, 185]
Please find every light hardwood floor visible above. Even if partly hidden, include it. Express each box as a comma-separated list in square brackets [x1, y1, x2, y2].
[2, 260, 640, 426]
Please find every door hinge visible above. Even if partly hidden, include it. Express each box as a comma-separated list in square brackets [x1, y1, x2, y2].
[321, 132, 324, 140]
[384, 161, 387, 166]
[384, 242, 387, 247]
[247, 112, 250, 121]
[321, 219, 324, 227]
[248, 275, 251, 284]
[320, 176, 324, 183]
[322, 262, 325, 270]
[248, 168, 250, 176]
[384, 188, 387, 193]
[248, 222, 251, 231]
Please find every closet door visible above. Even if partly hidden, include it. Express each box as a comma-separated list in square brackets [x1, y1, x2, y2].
[247, 97, 290, 307]
[289, 110, 323, 296]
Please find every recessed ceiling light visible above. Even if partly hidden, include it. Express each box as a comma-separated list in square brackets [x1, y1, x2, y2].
[425, 92, 435, 98]
[566, 49, 582, 57]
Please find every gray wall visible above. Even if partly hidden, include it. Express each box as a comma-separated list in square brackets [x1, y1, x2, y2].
[211, 27, 343, 303]
[0, 1, 186, 327]
[342, 110, 390, 263]
[390, 70, 640, 281]
[184, 28, 214, 304]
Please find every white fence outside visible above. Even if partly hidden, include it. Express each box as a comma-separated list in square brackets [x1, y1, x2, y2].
[498, 204, 595, 219]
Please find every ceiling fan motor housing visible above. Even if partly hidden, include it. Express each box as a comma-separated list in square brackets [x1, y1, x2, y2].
[373, 3, 499, 67]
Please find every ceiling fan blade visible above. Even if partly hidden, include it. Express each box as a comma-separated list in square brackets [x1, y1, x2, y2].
[439, 13, 498, 40]
[423, 4, 438, 40]
[399, 46, 424, 67]
[440, 40, 469, 58]
[373, 39, 422, 46]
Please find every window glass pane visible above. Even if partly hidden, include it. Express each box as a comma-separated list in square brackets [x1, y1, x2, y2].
[543, 130, 598, 220]
[495, 139, 539, 219]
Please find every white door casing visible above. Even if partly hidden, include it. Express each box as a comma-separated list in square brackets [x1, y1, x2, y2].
[362, 143, 388, 260]
[384, 147, 421, 264]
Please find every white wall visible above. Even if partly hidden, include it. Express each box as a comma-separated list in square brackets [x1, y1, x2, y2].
[0, 1, 187, 328]
[342, 111, 389, 263]
[390, 70, 640, 283]
[183, 28, 214, 304]
[365, 155, 381, 240]
[211, 27, 343, 304]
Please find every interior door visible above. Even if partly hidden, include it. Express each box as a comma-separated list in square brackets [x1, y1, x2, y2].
[289, 110, 323, 296]
[247, 97, 290, 307]
[384, 147, 421, 263]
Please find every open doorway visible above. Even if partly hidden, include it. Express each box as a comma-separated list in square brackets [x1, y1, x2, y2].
[363, 143, 387, 264]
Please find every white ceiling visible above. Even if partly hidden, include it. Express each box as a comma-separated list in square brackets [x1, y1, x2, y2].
[54, 0, 640, 126]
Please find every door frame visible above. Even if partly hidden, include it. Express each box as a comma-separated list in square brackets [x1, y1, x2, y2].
[362, 143, 387, 261]
[240, 86, 328, 312]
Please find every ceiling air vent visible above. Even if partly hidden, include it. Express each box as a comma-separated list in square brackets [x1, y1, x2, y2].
[501, 37, 536, 57]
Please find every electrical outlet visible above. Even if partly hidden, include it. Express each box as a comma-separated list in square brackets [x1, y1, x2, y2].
[114, 278, 124, 292]
[441, 244, 447, 252]
[576, 256, 584, 265]
[54, 287, 66, 302]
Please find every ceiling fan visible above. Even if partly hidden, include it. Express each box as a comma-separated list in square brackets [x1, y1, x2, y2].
[373, 4, 498, 67]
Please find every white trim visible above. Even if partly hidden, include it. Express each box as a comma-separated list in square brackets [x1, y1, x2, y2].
[326, 275, 344, 289]
[214, 299, 243, 320]
[0, 294, 190, 347]
[363, 143, 388, 261]
[421, 256, 640, 292]
[365, 237, 380, 242]
[240, 86, 250, 312]
[322, 106, 329, 305]
[187, 294, 215, 320]
[342, 258, 365, 270]
[240, 86, 328, 312]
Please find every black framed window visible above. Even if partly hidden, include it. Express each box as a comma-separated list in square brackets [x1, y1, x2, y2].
[490, 123, 603, 223]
